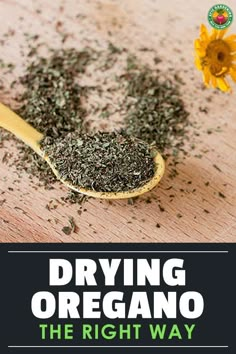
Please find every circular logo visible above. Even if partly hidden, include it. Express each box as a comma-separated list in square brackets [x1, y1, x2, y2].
[208, 4, 233, 29]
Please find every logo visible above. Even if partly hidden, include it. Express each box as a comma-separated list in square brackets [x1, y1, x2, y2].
[208, 4, 233, 29]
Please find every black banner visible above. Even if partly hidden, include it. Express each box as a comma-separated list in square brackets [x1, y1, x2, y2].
[0, 243, 235, 354]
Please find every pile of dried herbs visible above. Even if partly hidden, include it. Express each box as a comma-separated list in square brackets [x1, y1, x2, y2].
[14, 48, 93, 186]
[41, 132, 156, 192]
[122, 66, 189, 154]
[1, 41, 189, 201]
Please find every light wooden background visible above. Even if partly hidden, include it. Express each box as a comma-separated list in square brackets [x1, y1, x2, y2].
[0, 0, 235, 243]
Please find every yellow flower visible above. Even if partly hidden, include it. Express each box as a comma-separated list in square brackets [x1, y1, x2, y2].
[194, 24, 236, 92]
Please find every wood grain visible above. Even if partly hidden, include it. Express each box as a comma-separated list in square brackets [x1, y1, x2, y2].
[0, 0, 235, 243]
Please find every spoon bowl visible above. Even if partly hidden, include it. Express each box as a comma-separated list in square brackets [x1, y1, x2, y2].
[0, 102, 165, 199]
[44, 149, 165, 199]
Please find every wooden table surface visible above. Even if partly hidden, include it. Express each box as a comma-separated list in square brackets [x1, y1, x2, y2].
[0, 0, 235, 243]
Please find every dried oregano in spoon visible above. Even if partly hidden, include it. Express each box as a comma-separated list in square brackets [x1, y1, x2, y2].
[41, 132, 156, 193]
[1, 44, 188, 201]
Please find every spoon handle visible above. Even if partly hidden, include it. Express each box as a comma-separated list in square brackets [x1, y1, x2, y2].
[0, 102, 44, 156]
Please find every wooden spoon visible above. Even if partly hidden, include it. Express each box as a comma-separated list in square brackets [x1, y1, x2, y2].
[0, 102, 165, 199]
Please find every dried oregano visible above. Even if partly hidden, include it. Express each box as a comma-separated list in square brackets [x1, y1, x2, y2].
[41, 132, 155, 192]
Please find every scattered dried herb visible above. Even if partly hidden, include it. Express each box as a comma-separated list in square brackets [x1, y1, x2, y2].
[14, 48, 93, 187]
[61, 191, 88, 205]
[68, 217, 77, 233]
[158, 205, 165, 212]
[218, 192, 226, 199]
[0, 199, 6, 206]
[17, 49, 91, 137]
[41, 132, 156, 192]
[2, 40, 190, 198]
[213, 164, 222, 172]
[61, 216, 77, 235]
[122, 61, 189, 154]
[62, 226, 72, 235]
[1, 38, 193, 215]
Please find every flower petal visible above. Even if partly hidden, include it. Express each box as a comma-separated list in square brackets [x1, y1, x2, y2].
[194, 38, 207, 49]
[215, 66, 228, 76]
[203, 68, 211, 86]
[196, 48, 206, 57]
[217, 29, 228, 39]
[211, 75, 217, 88]
[216, 77, 230, 92]
[224, 34, 236, 43]
[200, 24, 209, 42]
[194, 57, 202, 70]
[210, 29, 218, 41]
[194, 39, 206, 57]
[229, 68, 236, 82]
[200, 24, 209, 36]
[194, 39, 201, 49]
[229, 42, 236, 53]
